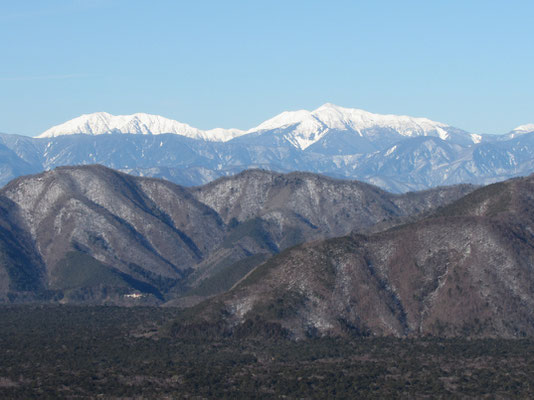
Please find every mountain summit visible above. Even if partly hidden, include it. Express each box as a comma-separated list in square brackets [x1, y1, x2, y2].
[0, 104, 531, 193]
[253, 103, 480, 149]
[37, 104, 480, 149]
[38, 112, 246, 141]
[512, 123, 534, 134]
[0, 165, 473, 304]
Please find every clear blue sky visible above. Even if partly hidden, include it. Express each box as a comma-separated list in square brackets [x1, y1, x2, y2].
[1, 0, 533, 136]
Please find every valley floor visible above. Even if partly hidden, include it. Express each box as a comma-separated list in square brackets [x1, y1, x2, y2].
[1, 305, 533, 399]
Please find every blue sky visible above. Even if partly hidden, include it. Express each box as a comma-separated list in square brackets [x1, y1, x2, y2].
[1, 0, 533, 136]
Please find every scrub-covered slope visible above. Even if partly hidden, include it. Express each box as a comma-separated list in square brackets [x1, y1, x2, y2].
[185, 175, 534, 338]
[0, 166, 472, 304]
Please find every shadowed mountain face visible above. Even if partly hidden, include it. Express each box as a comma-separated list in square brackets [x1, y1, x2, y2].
[0, 165, 227, 303]
[0, 196, 47, 301]
[189, 176, 534, 339]
[0, 165, 473, 305]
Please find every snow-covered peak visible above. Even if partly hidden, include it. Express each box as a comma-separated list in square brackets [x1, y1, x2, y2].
[249, 103, 454, 150]
[37, 112, 246, 142]
[253, 109, 318, 131]
[312, 103, 448, 135]
[36, 105, 476, 149]
[252, 109, 324, 148]
[512, 123, 534, 134]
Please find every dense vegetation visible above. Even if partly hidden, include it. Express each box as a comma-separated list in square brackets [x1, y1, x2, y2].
[1, 305, 534, 398]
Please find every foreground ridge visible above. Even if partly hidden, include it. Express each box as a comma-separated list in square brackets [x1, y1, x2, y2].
[175, 173, 534, 338]
[0, 165, 472, 310]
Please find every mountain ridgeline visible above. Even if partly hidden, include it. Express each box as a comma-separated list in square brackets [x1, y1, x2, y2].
[182, 175, 534, 339]
[0, 165, 473, 306]
[1, 104, 534, 193]
[4, 165, 534, 339]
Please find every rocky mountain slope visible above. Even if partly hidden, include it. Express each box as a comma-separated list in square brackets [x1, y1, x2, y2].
[187, 174, 534, 339]
[0, 165, 472, 304]
[1, 104, 533, 192]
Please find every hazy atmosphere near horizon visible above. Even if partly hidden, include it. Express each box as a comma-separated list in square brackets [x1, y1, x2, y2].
[1, 0, 533, 136]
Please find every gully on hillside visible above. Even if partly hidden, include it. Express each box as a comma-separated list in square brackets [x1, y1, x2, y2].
[0, 165, 473, 305]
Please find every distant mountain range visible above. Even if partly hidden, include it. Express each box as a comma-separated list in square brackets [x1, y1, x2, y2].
[1, 103, 533, 192]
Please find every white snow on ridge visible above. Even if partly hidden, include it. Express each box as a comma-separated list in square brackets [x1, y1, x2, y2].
[252, 109, 327, 150]
[38, 112, 246, 142]
[37, 104, 478, 149]
[470, 133, 483, 144]
[512, 124, 534, 134]
[205, 127, 247, 141]
[250, 103, 453, 150]
[311, 103, 449, 136]
[253, 109, 323, 132]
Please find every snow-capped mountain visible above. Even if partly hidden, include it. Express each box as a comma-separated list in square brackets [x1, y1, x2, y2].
[37, 104, 481, 149]
[511, 123, 534, 135]
[253, 103, 480, 150]
[38, 112, 247, 142]
[1, 104, 532, 193]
